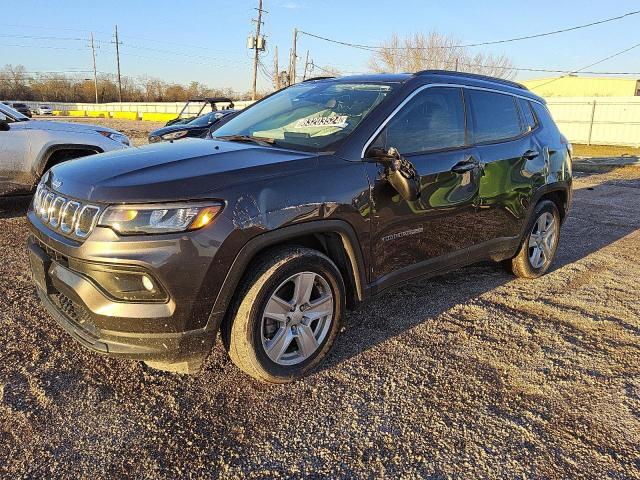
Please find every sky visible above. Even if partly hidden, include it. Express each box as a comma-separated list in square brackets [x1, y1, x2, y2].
[1, 0, 639, 91]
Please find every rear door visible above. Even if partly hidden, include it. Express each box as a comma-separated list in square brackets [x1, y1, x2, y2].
[464, 89, 541, 244]
[366, 86, 483, 286]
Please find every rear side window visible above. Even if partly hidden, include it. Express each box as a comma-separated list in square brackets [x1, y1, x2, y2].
[531, 102, 560, 136]
[518, 98, 537, 131]
[378, 87, 466, 154]
[466, 90, 522, 143]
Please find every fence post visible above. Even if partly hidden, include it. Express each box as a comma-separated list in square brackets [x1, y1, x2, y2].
[587, 100, 597, 146]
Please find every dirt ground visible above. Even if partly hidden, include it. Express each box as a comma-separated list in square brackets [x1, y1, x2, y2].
[39, 116, 165, 146]
[0, 123, 639, 477]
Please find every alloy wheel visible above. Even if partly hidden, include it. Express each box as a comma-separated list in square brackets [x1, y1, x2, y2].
[260, 271, 334, 366]
[528, 212, 557, 269]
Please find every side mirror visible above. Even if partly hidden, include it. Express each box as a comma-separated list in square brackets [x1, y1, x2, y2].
[368, 147, 421, 201]
[0, 120, 10, 132]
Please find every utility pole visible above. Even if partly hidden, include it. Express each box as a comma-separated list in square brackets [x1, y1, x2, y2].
[454, 58, 459, 72]
[251, 0, 267, 101]
[113, 25, 123, 102]
[302, 50, 310, 80]
[89, 33, 99, 103]
[274, 45, 281, 90]
[290, 28, 298, 85]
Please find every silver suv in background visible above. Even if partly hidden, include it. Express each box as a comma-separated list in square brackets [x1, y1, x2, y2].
[0, 103, 130, 196]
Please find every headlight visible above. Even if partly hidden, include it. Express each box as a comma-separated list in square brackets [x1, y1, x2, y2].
[98, 202, 223, 235]
[161, 130, 189, 141]
[98, 131, 130, 146]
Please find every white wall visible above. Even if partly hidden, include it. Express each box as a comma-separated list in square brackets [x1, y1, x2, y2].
[545, 97, 640, 147]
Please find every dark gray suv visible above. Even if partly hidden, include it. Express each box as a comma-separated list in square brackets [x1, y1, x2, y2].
[27, 71, 572, 383]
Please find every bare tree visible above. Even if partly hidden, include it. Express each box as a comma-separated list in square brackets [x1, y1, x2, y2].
[368, 32, 515, 79]
[0, 64, 248, 103]
[0, 64, 32, 99]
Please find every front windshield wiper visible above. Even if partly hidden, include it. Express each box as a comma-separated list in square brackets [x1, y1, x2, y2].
[215, 135, 276, 146]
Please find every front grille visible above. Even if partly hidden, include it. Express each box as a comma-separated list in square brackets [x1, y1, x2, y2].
[33, 185, 101, 239]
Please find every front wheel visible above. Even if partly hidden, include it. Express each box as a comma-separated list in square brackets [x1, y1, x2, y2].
[223, 247, 345, 383]
[508, 200, 561, 279]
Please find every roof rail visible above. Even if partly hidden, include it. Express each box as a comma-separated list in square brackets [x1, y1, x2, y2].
[414, 70, 527, 90]
[302, 76, 335, 82]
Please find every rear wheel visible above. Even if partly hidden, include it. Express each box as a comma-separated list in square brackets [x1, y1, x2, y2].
[224, 247, 345, 383]
[508, 200, 560, 279]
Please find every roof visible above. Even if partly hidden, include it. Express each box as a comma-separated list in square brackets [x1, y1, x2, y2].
[318, 71, 543, 102]
[415, 70, 527, 90]
[328, 73, 413, 83]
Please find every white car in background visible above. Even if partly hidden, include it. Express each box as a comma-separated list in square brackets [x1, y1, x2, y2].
[36, 105, 53, 115]
[0, 103, 130, 196]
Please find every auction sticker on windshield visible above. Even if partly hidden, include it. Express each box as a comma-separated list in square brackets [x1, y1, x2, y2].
[295, 115, 348, 128]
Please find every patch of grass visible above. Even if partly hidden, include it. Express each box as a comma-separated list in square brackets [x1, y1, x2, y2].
[572, 144, 640, 158]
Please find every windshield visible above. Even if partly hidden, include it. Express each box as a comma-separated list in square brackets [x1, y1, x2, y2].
[0, 103, 29, 122]
[212, 82, 395, 152]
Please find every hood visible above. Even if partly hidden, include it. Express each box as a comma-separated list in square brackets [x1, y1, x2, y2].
[24, 120, 120, 135]
[48, 138, 317, 203]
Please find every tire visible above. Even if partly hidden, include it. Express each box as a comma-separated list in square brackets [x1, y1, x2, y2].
[508, 200, 561, 279]
[223, 246, 345, 383]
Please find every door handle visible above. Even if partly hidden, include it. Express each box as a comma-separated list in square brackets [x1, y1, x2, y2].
[522, 149, 540, 160]
[451, 157, 479, 174]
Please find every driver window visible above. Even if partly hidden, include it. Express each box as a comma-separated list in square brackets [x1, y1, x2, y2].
[374, 87, 466, 155]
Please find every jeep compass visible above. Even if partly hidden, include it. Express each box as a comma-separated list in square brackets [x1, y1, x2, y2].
[27, 71, 572, 383]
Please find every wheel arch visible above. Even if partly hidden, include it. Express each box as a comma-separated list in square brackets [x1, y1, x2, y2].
[206, 220, 369, 338]
[34, 143, 104, 179]
[529, 182, 571, 223]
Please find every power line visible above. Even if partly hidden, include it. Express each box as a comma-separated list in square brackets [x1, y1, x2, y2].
[530, 41, 640, 89]
[299, 10, 640, 51]
[0, 24, 246, 54]
[0, 43, 88, 51]
[302, 33, 640, 77]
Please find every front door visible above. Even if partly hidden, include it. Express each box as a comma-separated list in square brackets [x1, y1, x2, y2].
[366, 86, 483, 288]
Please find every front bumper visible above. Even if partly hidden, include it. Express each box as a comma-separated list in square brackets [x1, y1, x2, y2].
[27, 209, 235, 370]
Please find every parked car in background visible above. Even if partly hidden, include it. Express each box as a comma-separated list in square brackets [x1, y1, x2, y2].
[148, 109, 236, 143]
[0, 102, 130, 196]
[36, 105, 53, 115]
[165, 97, 235, 126]
[26, 71, 572, 383]
[2, 101, 32, 117]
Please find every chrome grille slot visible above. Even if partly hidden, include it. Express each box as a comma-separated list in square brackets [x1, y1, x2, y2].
[42, 192, 55, 221]
[33, 185, 101, 240]
[49, 196, 66, 228]
[60, 201, 80, 234]
[75, 205, 100, 238]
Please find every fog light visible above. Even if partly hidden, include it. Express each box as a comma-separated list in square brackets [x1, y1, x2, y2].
[68, 259, 168, 302]
[142, 275, 155, 292]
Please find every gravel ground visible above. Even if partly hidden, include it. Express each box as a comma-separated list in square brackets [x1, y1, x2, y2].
[0, 160, 639, 477]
